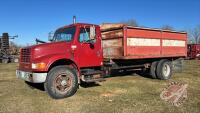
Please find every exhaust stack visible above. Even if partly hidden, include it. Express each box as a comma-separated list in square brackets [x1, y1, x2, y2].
[73, 16, 76, 24]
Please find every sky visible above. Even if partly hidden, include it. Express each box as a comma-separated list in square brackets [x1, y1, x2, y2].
[0, 0, 199, 45]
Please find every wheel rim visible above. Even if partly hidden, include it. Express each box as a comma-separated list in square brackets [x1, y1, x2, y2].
[162, 63, 170, 77]
[53, 73, 72, 94]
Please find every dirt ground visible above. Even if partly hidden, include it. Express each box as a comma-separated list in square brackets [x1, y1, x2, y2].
[0, 60, 200, 113]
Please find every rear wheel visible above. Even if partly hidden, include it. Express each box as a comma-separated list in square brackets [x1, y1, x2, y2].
[45, 66, 78, 99]
[156, 59, 172, 80]
[149, 61, 158, 79]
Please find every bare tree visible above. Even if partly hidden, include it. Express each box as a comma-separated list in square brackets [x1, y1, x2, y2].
[121, 19, 138, 27]
[161, 25, 174, 30]
[199, 37, 200, 44]
[188, 25, 200, 44]
[9, 41, 22, 55]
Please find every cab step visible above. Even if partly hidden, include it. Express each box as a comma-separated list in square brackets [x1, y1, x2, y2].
[81, 69, 105, 83]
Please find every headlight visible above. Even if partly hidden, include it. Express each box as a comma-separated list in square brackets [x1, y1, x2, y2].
[32, 63, 46, 69]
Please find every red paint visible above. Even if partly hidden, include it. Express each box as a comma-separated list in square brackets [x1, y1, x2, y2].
[19, 23, 103, 73]
[123, 27, 127, 56]
[18, 23, 187, 74]
[75, 25, 103, 67]
[126, 27, 187, 59]
[187, 44, 200, 59]
[103, 26, 187, 59]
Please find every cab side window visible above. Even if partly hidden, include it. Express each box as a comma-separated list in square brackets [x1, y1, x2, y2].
[79, 28, 90, 42]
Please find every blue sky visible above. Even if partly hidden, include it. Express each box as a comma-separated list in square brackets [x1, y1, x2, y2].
[0, 0, 199, 45]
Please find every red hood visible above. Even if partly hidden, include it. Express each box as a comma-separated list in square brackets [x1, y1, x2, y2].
[30, 41, 72, 61]
[19, 41, 73, 71]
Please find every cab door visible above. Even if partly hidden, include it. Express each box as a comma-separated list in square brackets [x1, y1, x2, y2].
[76, 26, 102, 67]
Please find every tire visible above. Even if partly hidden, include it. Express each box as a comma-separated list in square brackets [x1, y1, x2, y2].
[156, 59, 173, 80]
[45, 66, 78, 99]
[149, 61, 158, 79]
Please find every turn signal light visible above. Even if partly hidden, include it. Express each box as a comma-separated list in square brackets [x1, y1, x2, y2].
[32, 63, 46, 69]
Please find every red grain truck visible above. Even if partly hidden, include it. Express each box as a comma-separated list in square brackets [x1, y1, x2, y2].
[187, 44, 200, 59]
[16, 20, 187, 99]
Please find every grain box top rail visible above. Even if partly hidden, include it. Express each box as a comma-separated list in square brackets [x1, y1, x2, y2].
[100, 23, 187, 34]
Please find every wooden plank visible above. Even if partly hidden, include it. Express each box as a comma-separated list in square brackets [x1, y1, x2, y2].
[101, 30, 123, 39]
[100, 23, 125, 32]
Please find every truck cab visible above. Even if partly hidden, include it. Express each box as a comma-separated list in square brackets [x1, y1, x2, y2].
[17, 23, 104, 99]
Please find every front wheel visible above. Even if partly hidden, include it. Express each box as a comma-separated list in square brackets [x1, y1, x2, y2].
[45, 66, 78, 99]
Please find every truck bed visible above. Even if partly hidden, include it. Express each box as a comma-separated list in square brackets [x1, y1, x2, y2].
[101, 24, 187, 59]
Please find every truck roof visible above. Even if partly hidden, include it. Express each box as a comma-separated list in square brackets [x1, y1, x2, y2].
[58, 23, 99, 30]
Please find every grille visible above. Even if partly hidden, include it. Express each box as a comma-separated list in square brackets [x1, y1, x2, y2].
[21, 48, 31, 63]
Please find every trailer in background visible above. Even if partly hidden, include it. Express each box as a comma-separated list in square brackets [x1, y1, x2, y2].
[187, 44, 200, 59]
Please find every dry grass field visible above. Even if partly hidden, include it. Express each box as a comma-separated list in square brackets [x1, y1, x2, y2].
[0, 60, 200, 113]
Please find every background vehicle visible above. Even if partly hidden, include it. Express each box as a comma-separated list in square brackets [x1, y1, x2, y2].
[187, 44, 200, 59]
[16, 18, 187, 99]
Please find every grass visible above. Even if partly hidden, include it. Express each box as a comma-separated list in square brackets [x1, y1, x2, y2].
[0, 60, 200, 113]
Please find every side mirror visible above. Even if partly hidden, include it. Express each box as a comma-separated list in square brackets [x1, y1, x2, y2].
[48, 31, 54, 42]
[90, 26, 96, 40]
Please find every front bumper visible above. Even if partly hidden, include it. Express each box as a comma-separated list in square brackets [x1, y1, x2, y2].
[16, 70, 47, 83]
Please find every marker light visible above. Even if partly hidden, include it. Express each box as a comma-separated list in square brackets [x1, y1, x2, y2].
[32, 63, 46, 69]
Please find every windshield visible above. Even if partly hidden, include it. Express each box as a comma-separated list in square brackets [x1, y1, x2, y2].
[53, 27, 76, 42]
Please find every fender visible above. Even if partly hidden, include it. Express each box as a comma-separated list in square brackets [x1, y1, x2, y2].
[47, 53, 79, 71]
[46, 54, 81, 83]
[33, 53, 79, 72]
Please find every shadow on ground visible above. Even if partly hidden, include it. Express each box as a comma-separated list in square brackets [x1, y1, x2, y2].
[80, 69, 154, 88]
[109, 69, 153, 79]
[24, 70, 154, 90]
[25, 81, 45, 91]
